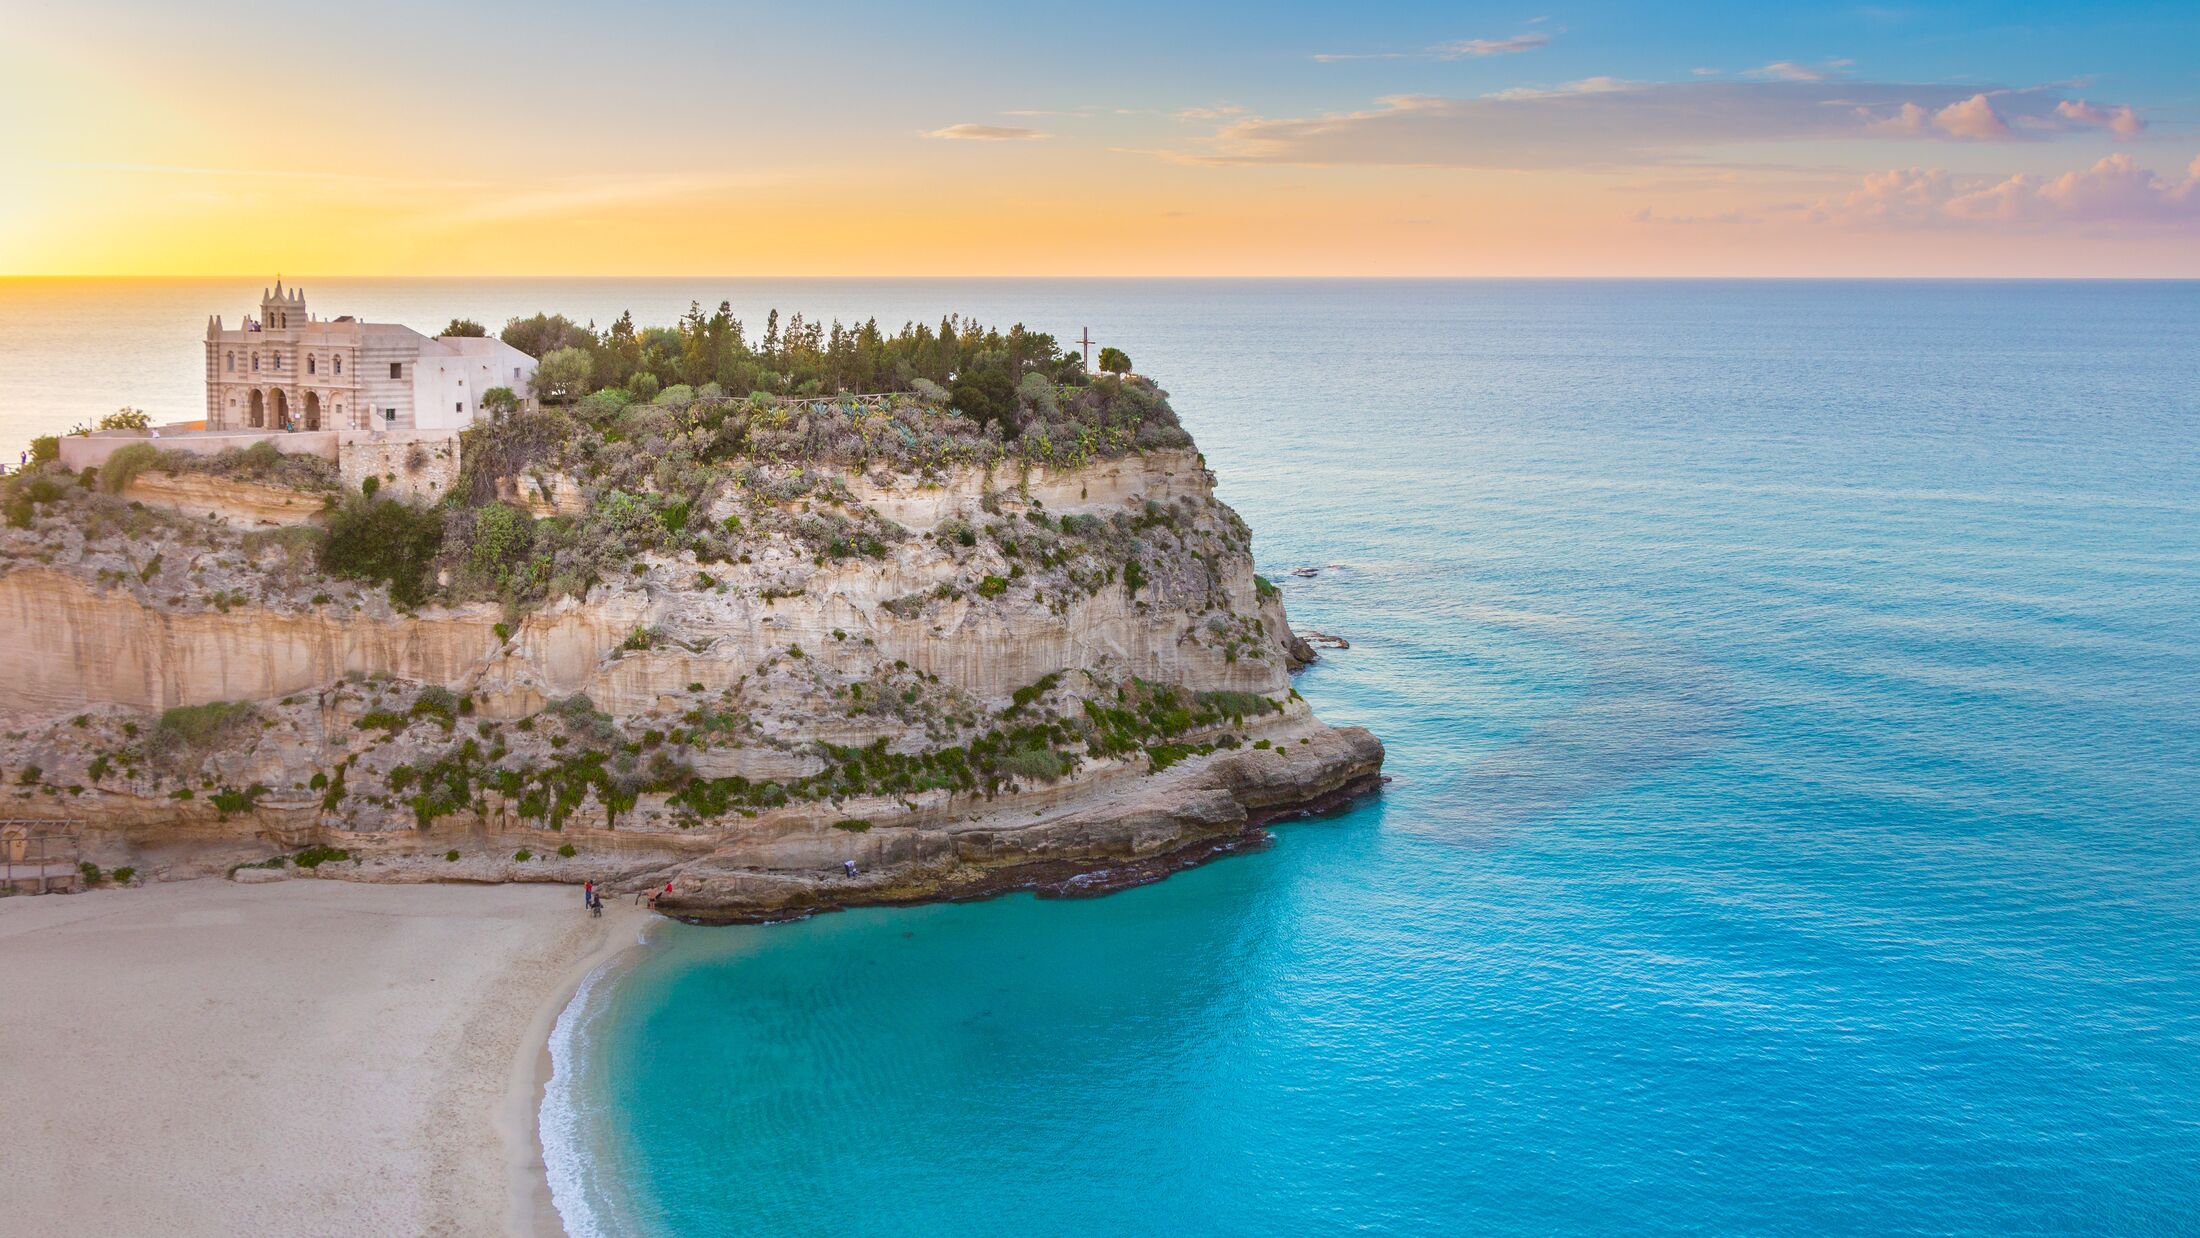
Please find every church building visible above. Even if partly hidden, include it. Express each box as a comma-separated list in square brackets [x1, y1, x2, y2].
[204, 283, 538, 433]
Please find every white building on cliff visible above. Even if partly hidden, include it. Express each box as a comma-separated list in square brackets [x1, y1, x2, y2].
[205, 282, 537, 433]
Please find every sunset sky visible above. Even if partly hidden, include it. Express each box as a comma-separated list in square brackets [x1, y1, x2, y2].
[3, 1, 2195, 276]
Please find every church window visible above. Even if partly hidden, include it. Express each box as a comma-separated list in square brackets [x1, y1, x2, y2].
[390, 362, 403, 379]
[226, 352, 235, 372]
[334, 355, 342, 375]
[308, 355, 317, 375]
[252, 353, 259, 371]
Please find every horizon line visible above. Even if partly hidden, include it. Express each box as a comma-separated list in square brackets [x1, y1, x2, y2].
[6, 273, 2199, 282]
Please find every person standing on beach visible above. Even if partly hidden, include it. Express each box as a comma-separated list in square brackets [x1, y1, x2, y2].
[583, 880, 595, 910]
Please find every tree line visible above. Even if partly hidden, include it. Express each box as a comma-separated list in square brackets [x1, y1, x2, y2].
[488, 304, 1132, 408]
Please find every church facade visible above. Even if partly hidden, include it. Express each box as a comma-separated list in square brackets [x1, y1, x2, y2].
[204, 283, 537, 433]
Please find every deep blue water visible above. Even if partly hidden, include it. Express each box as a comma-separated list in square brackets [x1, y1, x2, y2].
[14, 278, 2186, 1236]
[534, 281, 2200, 1237]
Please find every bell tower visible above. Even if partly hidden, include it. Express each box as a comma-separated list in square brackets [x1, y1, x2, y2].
[259, 279, 307, 330]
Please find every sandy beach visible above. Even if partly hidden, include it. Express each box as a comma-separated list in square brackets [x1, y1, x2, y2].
[0, 877, 633, 1236]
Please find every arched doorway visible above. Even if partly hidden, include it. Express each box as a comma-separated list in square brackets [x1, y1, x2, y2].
[272, 388, 290, 430]
[303, 392, 321, 431]
[248, 389, 265, 428]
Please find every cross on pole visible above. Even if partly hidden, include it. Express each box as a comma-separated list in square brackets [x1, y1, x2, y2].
[1077, 327, 1096, 370]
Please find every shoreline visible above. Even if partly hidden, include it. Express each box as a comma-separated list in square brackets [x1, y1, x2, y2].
[0, 761, 1379, 1234]
[509, 901, 656, 1236]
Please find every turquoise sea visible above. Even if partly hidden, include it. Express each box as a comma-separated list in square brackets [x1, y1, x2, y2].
[5, 279, 2197, 1235]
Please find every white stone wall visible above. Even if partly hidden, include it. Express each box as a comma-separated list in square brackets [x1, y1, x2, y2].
[412, 338, 536, 430]
[336, 430, 461, 501]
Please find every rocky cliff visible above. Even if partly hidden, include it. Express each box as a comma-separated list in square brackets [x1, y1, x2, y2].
[2, 401, 1380, 920]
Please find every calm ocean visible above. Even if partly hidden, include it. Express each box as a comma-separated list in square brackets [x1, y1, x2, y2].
[6, 280, 2198, 1235]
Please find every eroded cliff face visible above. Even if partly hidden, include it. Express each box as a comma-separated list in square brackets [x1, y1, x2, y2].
[1, 446, 1379, 917]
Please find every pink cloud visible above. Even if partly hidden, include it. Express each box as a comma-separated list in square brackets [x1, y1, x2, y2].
[1933, 94, 2012, 141]
[923, 124, 1048, 141]
[2055, 99, 2145, 139]
[1741, 59, 1850, 82]
[1862, 102, 1929, 136]
[1810, 153, 2200, 228]
[1313, 31, 1548, 62]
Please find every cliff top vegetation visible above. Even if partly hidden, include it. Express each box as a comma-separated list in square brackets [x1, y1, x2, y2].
[3, 308, 1215, 619]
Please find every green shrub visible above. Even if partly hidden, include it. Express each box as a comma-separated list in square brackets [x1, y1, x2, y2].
[157, 701, 256, 750]
[1009, 672, 1061, 713]
[445, 849, 461, 861]
[831, 818, 873, 832]
[361, 475, 380, 498]
[319, 496, 444, 607]
[996, 746, 1070, 782]
[97, 442, 162, 494]
[409, 686, 460, 728]
[514, 848, 533, 861]
[233, 440, 285, 475]
[30, 435, 58, 464]
[292, 844, 350, 868]
[79, 862, 103, 886]
[210, 784, 268, 818]
[977, 574, 1009, 598]
[113, 866, 137, 885]
[460, 501, 535, 593]
[557, 843, 577, 858]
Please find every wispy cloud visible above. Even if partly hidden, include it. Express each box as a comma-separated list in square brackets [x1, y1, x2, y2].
[1436, 33, 1553, 58]
[924, 124, 1049, 141]
[1634, 206, 1759, 226]
[1806, 153, 2200, 228]
[1741, 59, 1851, 82]
[1165, 78, 2140, 171]
[1314, 31, 1549, 63]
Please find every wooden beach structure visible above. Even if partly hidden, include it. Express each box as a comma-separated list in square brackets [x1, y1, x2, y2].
[1, 820, 82, 894]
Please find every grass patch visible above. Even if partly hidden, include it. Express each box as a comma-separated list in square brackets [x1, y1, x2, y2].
[292, 844, 350, 868]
